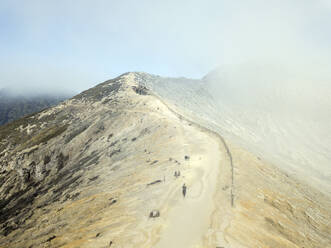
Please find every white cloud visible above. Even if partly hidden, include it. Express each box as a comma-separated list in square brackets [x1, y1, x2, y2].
[0, 0, 330, 92]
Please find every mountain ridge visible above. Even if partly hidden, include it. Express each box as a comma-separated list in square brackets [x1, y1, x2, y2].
[0, 72, 330, 248]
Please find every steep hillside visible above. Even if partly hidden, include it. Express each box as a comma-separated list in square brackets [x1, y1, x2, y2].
[138, 69, 331, 196]
[0, 73, 330, 248]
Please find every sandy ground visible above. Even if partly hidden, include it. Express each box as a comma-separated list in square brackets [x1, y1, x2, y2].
[1, 72, 330, 248]
[156, 95, 331, 248]
[155, 129, 223, 248]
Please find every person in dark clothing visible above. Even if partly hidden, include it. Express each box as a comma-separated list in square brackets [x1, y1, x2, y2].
[174, 171, 181, 178]
[182, 183, 187, 197]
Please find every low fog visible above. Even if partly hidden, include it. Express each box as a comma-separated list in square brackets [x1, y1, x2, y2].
[202, 62, 331, 193]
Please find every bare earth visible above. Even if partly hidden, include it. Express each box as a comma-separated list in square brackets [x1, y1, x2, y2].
[0, 73, 330, 247]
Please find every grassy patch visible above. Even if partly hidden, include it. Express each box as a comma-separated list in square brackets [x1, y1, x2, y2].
[20, 124, 68, 150]
[0, 113, 38, 152]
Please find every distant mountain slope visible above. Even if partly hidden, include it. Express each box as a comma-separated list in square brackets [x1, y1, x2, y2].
[0, 89, 70, 125]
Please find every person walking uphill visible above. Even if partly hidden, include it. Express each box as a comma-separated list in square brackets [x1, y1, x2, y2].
[182, 183, 187, 198]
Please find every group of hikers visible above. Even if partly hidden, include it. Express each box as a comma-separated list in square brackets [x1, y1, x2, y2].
[174, 171, 181, 178]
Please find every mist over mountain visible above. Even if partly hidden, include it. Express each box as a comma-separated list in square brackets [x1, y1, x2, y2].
[203, 64, 331, 191]
[0, 88, 71, 125]
[1, 0, 331, 247]
[137, 64, 331, 196]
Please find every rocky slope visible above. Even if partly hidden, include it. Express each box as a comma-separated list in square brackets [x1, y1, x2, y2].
[0, 72, 330, 247]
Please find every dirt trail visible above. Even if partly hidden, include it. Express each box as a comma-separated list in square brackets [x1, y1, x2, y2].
[150, 95, 231, 248]
[155, 129, 223, 248]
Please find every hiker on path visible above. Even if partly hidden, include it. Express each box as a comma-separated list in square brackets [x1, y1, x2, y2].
[182, 183, 187, 197]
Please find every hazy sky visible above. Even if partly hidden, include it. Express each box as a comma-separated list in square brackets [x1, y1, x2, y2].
[0, 0, 330, 94]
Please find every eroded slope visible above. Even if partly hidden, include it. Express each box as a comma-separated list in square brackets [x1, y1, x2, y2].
[0, 73, 222, 247]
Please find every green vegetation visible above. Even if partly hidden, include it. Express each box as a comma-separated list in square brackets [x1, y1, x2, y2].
[20, 124, 68, 150]
[0, 109, 68, 153]
[0, 113, 38, 151]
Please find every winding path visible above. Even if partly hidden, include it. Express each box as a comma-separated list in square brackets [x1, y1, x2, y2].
[156, 94, 236, 208]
